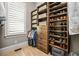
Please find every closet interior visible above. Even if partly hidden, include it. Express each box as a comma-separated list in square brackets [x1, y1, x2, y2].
[37, 2, 49, 53]
[31, 2, 70, 56]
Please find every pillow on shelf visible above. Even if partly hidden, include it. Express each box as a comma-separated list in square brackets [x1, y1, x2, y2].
[32, 20, 37, 23]
[32, 15, 37, 19]
[38, 13, 46, 19]
[32, 11, 37, 15]
[39, 5, 46, 11]
[39, 21, 47, 25]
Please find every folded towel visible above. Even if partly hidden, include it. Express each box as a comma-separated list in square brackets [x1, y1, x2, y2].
[32, 11, 37, 15]
[39, 5, 46, 11]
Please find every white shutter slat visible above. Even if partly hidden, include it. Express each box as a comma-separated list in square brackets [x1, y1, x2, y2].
[6, 2, 26, 35]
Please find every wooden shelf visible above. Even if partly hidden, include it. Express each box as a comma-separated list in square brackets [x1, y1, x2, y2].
[49, 2, 61, 7]
[50, 7, 67, 14]
[32, 19, 37, 21]
[49, 34, 68, 39]
[32, 14, 37, 16]
[50, 12, 67, 18]
[38, 2, 47, 8]
[49, 30, 68, 33]
[38, 17, 47, 21]
[38, 8, 47, 14]
[50, 40, 67, 45]
[49, 19, 67, 22]
[31, 9, 37, 16]
[49, 3, 67, 11]
[49, 25, 67, 27]
[49, 43, 68, 52]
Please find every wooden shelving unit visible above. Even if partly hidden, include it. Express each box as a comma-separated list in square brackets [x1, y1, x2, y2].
[48, 2, 70, 55]
[31, 9, 38, 30]
[37, 2, 47, 24]
[37, 2, 49, 54]
[31, 2, 70, 55]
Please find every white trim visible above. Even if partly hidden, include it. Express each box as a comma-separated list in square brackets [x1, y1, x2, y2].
[0, 41, 28, 53]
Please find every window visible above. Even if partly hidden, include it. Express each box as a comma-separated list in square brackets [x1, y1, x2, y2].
[5, 2, 26, 36]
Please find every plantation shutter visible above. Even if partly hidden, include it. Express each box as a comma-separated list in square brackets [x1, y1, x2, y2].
[5, 2, 26, 36]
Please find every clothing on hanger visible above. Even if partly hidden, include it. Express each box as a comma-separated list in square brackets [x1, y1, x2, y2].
[31, 30, 37, 47]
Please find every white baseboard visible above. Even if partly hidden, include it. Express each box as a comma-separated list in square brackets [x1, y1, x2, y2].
[0, 41, 28, 53]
